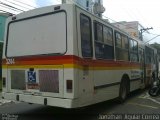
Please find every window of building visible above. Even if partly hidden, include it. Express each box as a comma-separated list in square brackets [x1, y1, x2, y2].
[80, 14, 92, 58]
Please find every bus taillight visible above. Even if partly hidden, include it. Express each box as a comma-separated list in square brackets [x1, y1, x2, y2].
[66, 80, 73, 93]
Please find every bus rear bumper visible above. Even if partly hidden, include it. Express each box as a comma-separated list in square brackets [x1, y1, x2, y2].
[2, 92, 79, 108]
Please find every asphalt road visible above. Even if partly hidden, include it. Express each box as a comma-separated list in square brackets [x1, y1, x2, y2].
[0, 89, 160, 120]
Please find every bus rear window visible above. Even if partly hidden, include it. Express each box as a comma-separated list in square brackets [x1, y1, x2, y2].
[6, 11, 67, 57]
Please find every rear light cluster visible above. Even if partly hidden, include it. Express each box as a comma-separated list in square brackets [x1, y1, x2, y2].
[66, 80, 72, 93]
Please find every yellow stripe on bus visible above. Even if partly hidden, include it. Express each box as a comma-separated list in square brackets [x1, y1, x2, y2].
[2, 64, 140, 71]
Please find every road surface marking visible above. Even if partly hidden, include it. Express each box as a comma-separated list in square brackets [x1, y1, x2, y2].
[0, 99, 12, 106]
[138, 93, 150, 99]
[147, 97, 160, 105]
[139, 92, 160, 105]
[127, 102, 158, 109]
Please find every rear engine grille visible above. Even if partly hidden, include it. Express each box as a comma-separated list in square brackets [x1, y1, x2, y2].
[39, 70, 59, 93]
[11, 70, 26, 90]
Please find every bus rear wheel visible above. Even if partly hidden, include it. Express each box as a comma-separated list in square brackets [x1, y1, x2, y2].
[118, 80, 128, 103]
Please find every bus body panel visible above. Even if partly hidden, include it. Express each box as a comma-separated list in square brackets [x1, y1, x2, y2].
[2, 4, 80, 108]
[2, 4, 158, 108]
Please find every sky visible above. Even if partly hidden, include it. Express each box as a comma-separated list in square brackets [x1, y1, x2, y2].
[1, 0, 160, 44]
[103, 0, 160, 44]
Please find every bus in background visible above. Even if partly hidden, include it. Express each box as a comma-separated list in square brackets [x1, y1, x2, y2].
[2, 4, 158, 108]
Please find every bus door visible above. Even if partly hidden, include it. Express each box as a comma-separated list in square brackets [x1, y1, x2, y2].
[139, 48, 146, 85]
[76, 7, 94, 103]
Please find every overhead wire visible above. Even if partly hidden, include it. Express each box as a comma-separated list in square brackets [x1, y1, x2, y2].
[0, 9, 14, 15]
[12, 0, 37, 9]
[0, 3, 21, 12]
[63, 0, 160, 38]
[0, 0, 37, 14]
[0, 1, 24, 12]
[59, 0, 140, 31]
[1, 0, 158, 39]
[0, 0, 156, 36]
[5, 0, 32, 10]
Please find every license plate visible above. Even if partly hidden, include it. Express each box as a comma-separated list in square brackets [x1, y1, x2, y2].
[27, 83, 39, 89]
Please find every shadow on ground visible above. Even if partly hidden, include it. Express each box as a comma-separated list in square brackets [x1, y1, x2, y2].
[17, 89, 146, 120]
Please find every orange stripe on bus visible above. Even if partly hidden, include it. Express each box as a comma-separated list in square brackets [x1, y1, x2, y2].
[2, 55, 141, 68]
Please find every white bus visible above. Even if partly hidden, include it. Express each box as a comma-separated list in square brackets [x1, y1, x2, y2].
[2, 4, 158, 108]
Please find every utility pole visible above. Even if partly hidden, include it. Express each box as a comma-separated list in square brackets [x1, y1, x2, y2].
[140, 27, 153, 41]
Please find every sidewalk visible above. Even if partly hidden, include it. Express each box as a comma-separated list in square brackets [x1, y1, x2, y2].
[0, 92, 14, 106]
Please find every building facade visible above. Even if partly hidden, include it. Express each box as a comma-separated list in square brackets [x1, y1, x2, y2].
[112, 21, 144, 40]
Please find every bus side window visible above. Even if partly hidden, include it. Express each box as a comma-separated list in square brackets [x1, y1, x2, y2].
[130, 39, 138, 62]
[121, 35, 129, 61]
[94, 22, 114, 60]
[115, 32, 129, 61]
[94, 22, 104, 59]
[115, 32, 122, 48]
[80, 14, 93, 58]
[103, 26, 114, 59]
[145, 46, 154, 64]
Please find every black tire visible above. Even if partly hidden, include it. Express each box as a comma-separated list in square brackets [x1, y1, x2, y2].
[148, 86, 159, 97]
[118, 80, 127, 103]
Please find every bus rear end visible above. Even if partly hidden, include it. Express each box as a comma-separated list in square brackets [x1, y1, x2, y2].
[2, 4, 79, 108]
